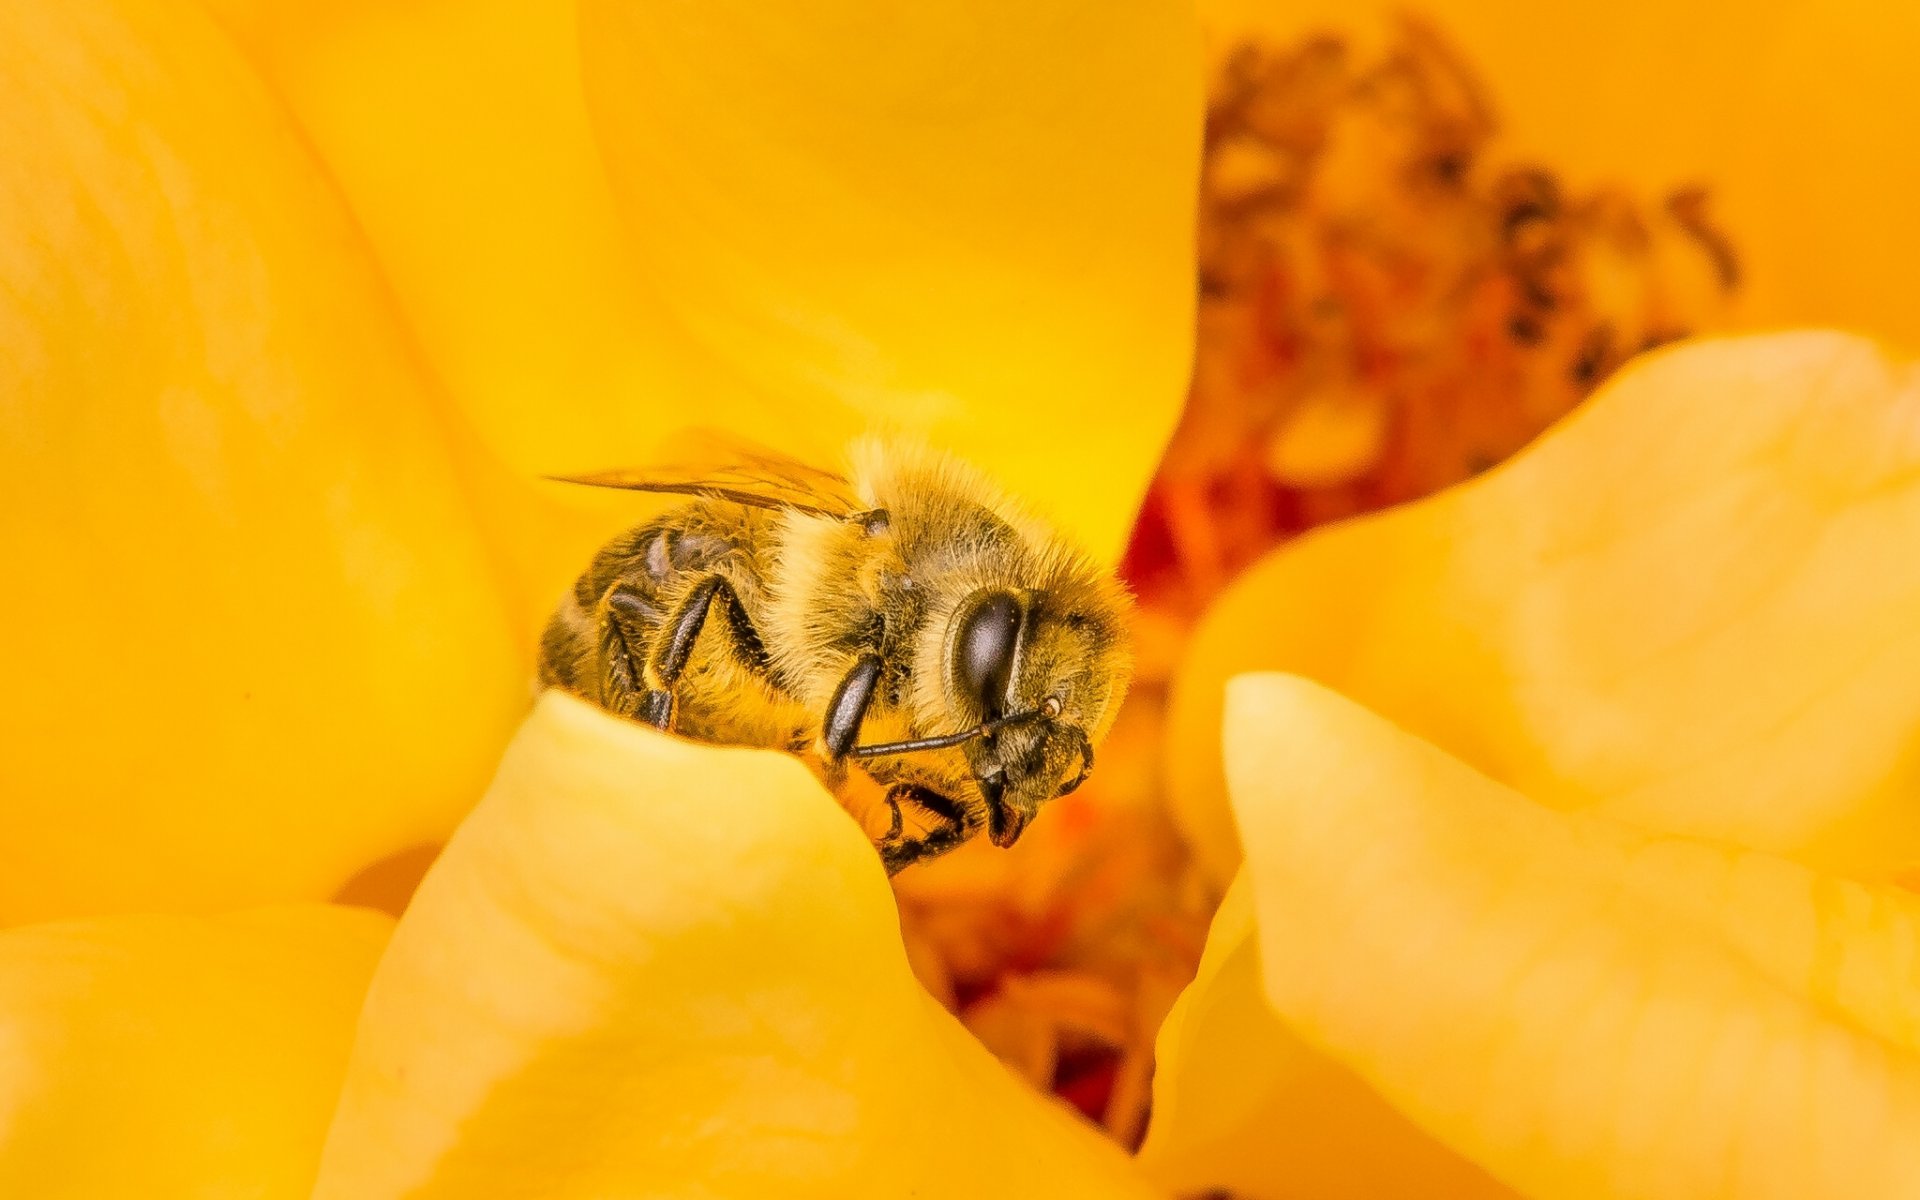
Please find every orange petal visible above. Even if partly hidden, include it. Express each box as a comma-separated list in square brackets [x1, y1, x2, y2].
[1196, 0, 1920, 350]
[1138, 877, 1516, 1200]
[313, 693, 1158, 1199]
[0, 1, 524, 922]
[0, 905, 391, 1197]
[1170, 332, 1920, 883]
[1215, 673, 1920, 1198]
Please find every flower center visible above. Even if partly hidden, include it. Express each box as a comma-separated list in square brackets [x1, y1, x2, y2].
[895, 17, 1739, 1148]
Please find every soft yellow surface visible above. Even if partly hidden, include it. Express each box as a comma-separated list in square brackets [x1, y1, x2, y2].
[0, 0, 525, 924]
[313, 692, 1160, 1199]
[203, 0, 1200, 582]
[1202, 673, 1920, 1198]
[1138, 878, 1515, 1200]
[1198, 0, 1920, 351]
[0, 905, 392, 1197]
[578, 0, 1199, 565]
[197, 0, 702, 630]
[1170, 332, 1920, 884]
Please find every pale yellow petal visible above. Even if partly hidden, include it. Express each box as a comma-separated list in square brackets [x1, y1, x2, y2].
[313, 692, 1158, 1199]
[1138, 877, 1516, 1200]
[1222, 672, 1920, 1199]
[197, 0, 699, 631]
[0, 0, 524, 923]
[1170, 332, 1920, 883]
[205, 0, 1199, 604]
[0, 905, 392, 1198]
[577, 0, 1199, 564]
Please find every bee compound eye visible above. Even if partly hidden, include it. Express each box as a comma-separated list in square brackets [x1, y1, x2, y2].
[953, 591, 1022, 718]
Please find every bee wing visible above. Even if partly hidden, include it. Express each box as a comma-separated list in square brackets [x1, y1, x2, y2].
[546, 429, 865, 520]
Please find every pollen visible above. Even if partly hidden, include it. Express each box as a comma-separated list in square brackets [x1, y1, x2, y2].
[897, 18, 1739, 1146]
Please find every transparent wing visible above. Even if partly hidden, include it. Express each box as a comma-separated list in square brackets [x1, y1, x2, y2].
[546, 429, 862, 519]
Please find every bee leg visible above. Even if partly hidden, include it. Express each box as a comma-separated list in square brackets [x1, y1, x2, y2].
[820, 654, 884, 761]
[639, 573, 768, 731]
[596, 585, 657, 722]
[880, 820, 971, 875]
[878, 786, 972, 875]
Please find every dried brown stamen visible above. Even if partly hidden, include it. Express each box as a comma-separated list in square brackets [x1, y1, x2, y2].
[1132, 17, 1740, 615]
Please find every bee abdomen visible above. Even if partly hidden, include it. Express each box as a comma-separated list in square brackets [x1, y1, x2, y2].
[538, 594, 600, 692]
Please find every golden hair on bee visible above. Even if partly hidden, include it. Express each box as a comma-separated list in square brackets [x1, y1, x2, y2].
[540, 435, 1132, 874]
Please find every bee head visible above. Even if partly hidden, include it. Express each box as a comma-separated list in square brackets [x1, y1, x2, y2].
[946, 584, 1131, 847]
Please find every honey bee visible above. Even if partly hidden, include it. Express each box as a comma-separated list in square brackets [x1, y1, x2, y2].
[539, 438, 1133, 874]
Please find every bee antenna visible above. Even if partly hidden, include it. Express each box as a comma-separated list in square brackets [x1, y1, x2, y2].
[848, 707, 1045, 760]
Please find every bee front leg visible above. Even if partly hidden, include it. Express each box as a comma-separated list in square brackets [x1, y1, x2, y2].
[820, 653, 884, 761]
[816, 657, 972, 873]
[878, 786, 973, 875]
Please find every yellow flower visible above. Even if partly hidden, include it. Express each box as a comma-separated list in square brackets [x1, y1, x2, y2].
[5, 3, 1920, 1200]
[0, 0, 1195, 924]
[1, 0, 1194, 1193]
[1126, 10, 1920, 1188]
[1146, 331, 1920, 1198]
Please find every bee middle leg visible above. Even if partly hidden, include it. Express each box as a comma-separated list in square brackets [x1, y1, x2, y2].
[878, 786, 973, 875]
[602, 573, 767, 730]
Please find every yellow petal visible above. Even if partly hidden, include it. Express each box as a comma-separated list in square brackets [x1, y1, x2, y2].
[0, 2, 525, 922]
[208, 0, 1199, 587]
[1217, 673, 1920, 1199]
[198, 0, 700, 630]
[1137, 877, 1516, 1200]
[1170, 332, 1920, 883]
[313, 692, 1157, 1199]
[1196, 0, 1920, 350]
[196, 0, 677, 468]
[576, 0, 1199, 562]
[0, 905, 392, 1198]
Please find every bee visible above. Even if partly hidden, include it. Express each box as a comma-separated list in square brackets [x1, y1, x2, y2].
[539, 438, 1132, 874]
